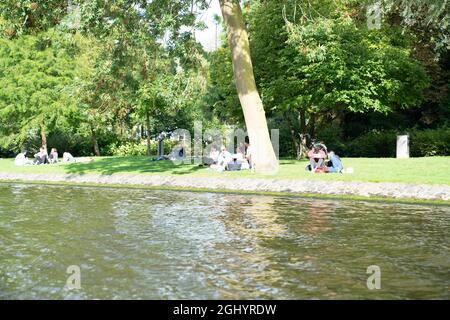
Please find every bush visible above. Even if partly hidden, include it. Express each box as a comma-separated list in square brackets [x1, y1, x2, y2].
[341, 128, 450, 157]
[346, 130, 397, 157]
[316, 122, 347, 155]
[47, 131, 92, 157]
[106, 141, 148, 156]
[47, 127, 122, 157]
[105, 139, 181, 157]
[410, 128, 450, 157]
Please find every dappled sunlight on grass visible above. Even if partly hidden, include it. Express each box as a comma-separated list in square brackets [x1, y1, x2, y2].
[63, 156, 205, 175]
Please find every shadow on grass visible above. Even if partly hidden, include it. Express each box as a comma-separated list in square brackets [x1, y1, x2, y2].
[279, 160, 299, 165]
[63, 156, 204, 176]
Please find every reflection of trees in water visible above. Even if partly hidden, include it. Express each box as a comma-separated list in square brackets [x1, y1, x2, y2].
[3, 186, 449, 299]
[302, 200, 334, 234]
[0, 184, 121, 299]
[206, 195, 289, 299]
[222, 195, 286, 239]
[111, 191, 237, 299]
[211, 195, 339, 298]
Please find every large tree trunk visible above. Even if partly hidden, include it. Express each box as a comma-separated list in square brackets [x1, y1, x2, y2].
[90, 125, 101, 156]
[219, 0, 278, 173]
[40, 121, 47, 149]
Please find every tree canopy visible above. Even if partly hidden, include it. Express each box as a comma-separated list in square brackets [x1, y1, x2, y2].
[0, 0, 448, 159]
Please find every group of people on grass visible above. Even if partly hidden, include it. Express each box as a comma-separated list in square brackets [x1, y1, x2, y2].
[306, 141, 343, 173]
[14, 140, 343, 173]
[206, 142, 253, 172]
[203, 140, 343, 173]
[14, 147, 76, 166]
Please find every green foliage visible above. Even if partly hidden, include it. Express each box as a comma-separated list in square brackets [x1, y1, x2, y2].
[241, 0, 434, 159]
[337, 128, 450, 157]
[0, 30, 79, 150]
[315, 122, 347, 154]
[346, 130, 397, 157]
[104, 139, 179, 157]
[46, 128, 93, 157]
[381, 0, 450, 55]
[409, 129, 450, 157]
[106, 140, 148, 157]
[203, 48, 242, 124]
[285, 17, 429, 114]
[0, 0, 69, 37]
[0, 0, 448, 161]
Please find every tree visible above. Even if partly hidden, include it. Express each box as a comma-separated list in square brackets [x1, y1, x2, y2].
[204, 47, 242, 124]
[219, 0, 278, 173]
[0, 0, 70, 37]
[66, 1, 209, 156]
[245, 0, 429, 158]
[381, 0, 449, 57]
[0, 30, 79, 151]
[248, 0, 310, 159]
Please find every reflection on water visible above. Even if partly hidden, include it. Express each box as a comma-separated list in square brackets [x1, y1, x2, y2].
[0, 183, 448, 299]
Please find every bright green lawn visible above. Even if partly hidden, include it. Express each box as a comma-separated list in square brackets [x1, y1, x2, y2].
[0, 156, 449, 185]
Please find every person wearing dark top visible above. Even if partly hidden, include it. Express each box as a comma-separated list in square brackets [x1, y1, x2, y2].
[34, 147, 48, 165]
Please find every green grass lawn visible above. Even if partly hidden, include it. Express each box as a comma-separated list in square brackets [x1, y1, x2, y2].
[1, 156, 449, 185]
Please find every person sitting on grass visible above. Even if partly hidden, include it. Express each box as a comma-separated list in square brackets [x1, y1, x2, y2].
[325, 151, 343, 173]
[63, 152, 76, 163]
[307, 146, 327, 173]
[237, 143, 246, 157]
[317, 140, 328, 154]
[207, 145, 220, 164]
[235, 145, 245, 161]
[14, 151, 30, 166]
[245, 142, 254, 169]
[200, 145, 220, 166]
[210, 145, 232, 172]
[209, 145, 220, 164]
[33, 147, 49, 165]
[48, 148, 58, 164]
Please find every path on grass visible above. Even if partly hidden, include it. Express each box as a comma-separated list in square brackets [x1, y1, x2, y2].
[0, 172, 449, 201]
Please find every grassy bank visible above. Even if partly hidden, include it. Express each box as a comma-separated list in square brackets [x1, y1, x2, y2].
[0, 156, 449, 185]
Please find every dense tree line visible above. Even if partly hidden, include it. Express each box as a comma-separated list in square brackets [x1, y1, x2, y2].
[0, 0, 210, 157]
[204, 0, 449, 158]
[0, 0, 449, 160]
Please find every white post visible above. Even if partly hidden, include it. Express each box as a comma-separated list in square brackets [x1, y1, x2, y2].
[396, 135, 409, 158]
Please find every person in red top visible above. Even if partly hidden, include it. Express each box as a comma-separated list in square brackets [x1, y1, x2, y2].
[307, 147, 327, 172]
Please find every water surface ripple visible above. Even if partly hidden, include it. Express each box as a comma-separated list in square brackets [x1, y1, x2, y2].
[0, 184, 448, 299]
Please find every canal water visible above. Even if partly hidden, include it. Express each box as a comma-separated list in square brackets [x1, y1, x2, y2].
[0, 183, 448, 299]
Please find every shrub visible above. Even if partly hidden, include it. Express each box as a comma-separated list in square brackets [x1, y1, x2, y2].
[341, 128, 450, 157]
[316, 122, 347, 155]
[105, 139, 181, 157]
[47, 131, 92, 156]
[346, 130, 397, 157]
[409, 128, 450, 157]
[107, 141, 148, 156]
